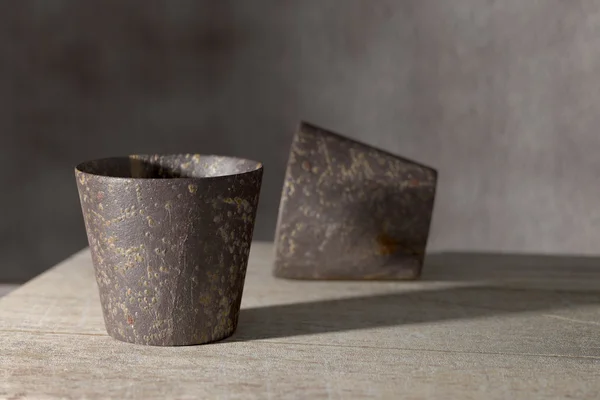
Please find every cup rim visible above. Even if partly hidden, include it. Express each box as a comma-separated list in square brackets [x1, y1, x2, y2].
[75, 154, 263, 181]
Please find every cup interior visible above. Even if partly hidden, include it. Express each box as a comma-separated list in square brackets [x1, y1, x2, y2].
[76, 154, 262, 179]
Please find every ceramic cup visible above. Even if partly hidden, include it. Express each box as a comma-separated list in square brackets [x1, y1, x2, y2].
[75, 154, 263, 346]
[273, 122, 436, 280]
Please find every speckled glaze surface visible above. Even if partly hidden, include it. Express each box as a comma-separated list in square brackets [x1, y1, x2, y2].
[75, 154, 263, 346]
[274, 122, 437, 280]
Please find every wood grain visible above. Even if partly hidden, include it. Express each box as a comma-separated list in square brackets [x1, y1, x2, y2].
[1, 242, 600, 399]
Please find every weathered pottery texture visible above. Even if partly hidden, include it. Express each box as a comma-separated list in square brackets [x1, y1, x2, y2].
[75, 154, 263, 346]
[274, 122, 437, 280]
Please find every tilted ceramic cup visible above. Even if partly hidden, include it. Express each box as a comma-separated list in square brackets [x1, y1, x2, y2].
[75, 154, 263, 345]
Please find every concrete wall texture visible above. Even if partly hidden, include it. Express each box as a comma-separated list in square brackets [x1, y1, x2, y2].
[3, 0, 600, 281]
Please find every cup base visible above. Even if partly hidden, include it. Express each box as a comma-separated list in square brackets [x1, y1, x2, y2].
[105, 325, 238, 346]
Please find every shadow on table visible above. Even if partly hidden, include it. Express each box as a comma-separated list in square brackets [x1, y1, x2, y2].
[230, 252, 600, 341]
[422, 251, 600, 282]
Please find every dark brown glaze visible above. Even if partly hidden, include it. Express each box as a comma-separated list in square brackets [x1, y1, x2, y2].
[273, 122, 437, 280]
[75, 154, 263, 345]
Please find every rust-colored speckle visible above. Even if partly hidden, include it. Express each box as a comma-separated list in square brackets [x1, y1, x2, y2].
[377, 233, 400, 255]
[127, 315, 134, 325]
[376, 233, 400, 255]
[409, 179, 420, 187]
[302, 161, 311, 171]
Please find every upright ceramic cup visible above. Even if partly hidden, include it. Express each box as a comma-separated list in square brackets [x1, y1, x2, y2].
[75, 154, 263, 346]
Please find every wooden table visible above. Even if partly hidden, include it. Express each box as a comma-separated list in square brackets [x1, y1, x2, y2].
[2, 242, 600, 399]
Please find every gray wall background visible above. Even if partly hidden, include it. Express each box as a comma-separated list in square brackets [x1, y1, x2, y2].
[3, 0, 600, 281]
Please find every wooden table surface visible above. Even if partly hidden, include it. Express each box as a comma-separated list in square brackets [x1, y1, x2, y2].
[2, 242, 600, 399]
